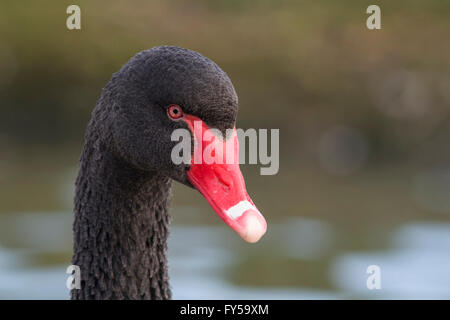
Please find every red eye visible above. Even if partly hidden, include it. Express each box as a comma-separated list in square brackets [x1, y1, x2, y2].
[168, 104, 183, 120]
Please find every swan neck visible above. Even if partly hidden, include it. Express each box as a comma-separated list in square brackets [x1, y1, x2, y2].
[71, 144, 172, 300]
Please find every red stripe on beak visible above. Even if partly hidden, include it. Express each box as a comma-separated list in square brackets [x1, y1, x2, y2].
[182, 115, 267, 243]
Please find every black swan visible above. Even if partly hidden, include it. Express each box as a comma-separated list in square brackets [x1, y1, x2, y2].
[71, 46, 267, 299]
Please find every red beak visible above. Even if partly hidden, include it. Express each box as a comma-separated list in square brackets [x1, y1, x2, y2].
[182, 115, 267, 243]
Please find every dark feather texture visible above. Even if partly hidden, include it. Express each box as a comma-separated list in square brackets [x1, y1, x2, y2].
[71, 46, 238, 299]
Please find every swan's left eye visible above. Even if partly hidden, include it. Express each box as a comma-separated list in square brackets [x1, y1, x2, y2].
[168, 104, 183, 120]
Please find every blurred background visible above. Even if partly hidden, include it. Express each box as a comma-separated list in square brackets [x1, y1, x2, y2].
[1, 0, 450, 299]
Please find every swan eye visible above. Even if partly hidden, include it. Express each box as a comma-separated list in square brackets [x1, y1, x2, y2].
[167, 104, 183, 120]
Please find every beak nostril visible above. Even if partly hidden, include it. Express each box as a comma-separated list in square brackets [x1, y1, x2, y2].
[214, 167, 233, 191]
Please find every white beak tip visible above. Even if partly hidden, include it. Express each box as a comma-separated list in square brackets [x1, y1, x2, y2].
[238, 213, 267, 243]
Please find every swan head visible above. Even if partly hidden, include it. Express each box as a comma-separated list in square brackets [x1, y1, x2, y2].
[101, 46, 266, 243]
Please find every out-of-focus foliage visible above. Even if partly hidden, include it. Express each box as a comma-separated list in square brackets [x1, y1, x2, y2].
[0, 0, 449, 162]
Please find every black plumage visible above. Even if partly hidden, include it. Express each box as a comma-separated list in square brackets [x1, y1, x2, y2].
[71, 46, 238, 299]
